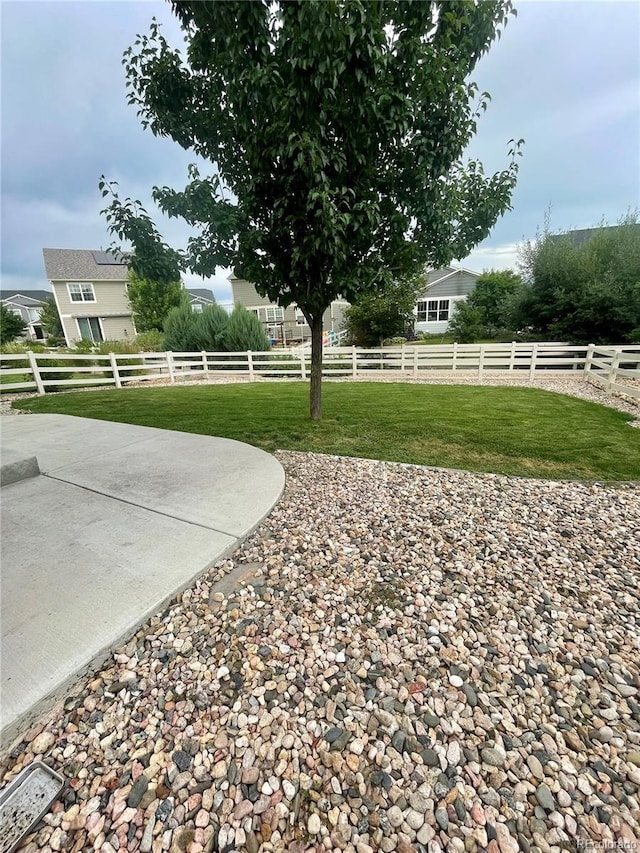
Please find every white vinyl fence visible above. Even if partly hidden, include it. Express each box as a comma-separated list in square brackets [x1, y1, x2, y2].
[584, 344, 640, 402]
[1, 342, 639, 402]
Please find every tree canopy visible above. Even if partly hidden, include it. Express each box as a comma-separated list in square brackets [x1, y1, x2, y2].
[514, 214, 640, 343]
[101, 0, 522, 418]
[127, 272, 183, 333]
[468, 269, 522, 335]
[345, 272, 424, 346]
[39, 297, 63, 339]
[0, 304, 26, 344]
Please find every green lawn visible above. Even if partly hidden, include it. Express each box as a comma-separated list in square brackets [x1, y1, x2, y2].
[14, 382, 640, 481]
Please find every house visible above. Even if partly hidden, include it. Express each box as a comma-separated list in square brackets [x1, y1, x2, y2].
[413, 266, 481, 335]
[188, 288, 216, 312]
[42, 248, 215, 345]
[0, 290, 51, 341]
[553, 222, 640, 248]
[229, 275, 349, 344]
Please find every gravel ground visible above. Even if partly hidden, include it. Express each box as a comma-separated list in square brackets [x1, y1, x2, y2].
[2, 450, 639, 853]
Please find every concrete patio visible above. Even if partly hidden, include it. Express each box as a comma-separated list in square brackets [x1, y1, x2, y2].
[0, 414, 284, 747]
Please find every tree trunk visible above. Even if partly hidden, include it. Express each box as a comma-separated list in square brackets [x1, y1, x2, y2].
[309, 313, 323, 421]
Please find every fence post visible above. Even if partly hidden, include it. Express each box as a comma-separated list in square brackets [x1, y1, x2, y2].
[478, 345, 485, 378]
[413, 346, 418, 378]
[247, 350, 254, 381]
[166, 351, 175, 384]
[202, 351, 209, 374]
[584, 343, 595, 379]
[452, 342, 458, 372]
[401, 344, 406, 373]
[607, 349, 621, 393]
[529, 342, 538, 383]
[509, 341, 516, 373]
[26, 350, 45, 396]
[300, 348, 306, 380]
[109, 352, 122, 389]
[352, 346, 357, 378]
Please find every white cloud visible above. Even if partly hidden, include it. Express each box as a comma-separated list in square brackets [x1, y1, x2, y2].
[461, 243, 520, 273]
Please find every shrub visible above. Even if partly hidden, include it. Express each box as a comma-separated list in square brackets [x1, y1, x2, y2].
[163, 302, 203, 352]
[221, 304, 270, 352]
[194, 304, 230, 350]
[0, 341, 29, 370]
[73, 338, 95, 353]
[135, 330, 165, 352]
[97, 339, 145, 378]
[448, 302, 485, 344]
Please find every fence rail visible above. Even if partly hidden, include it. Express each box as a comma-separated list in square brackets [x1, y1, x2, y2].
[1, 343, 639, 403]
[584, 343, 640, 401]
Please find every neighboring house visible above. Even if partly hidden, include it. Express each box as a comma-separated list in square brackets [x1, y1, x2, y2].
[188, 288, 216, 312]
[229, 275, 349, 344]
[553, 223, 640, 248]
[0, 290, 51, 341]
[413, 266, 481, 335]
[42, 248, 216, 345]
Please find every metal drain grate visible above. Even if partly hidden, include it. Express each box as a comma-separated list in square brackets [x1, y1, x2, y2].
[0, 762, 64, 853]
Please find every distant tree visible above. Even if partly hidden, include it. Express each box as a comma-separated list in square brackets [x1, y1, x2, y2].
[0, 304, 26, 344]
[221, 304, 270, 352]
[128, 272, 183, 333]
[448, 300, 486, 344]
[467, 269, 522, 335]
[40, 297, 63, 338]
[345, 272, 424, 346]
[515, 213, 640, 343]
[100, 1, 522, 419]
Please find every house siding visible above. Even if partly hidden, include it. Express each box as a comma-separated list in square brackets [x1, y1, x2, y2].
[426, 271, 478, 299]
[53, 279, 130, 316]
[53, 279, 134, 345]
[230, 278, 274, 309]
[231, 276, 349, 342]
[413, 268, 479, 335]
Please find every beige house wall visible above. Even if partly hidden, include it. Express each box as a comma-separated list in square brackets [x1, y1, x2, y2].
[52, 279, 135, 345]
[230, 276, 349, 342]
[53, 279, 130, 315]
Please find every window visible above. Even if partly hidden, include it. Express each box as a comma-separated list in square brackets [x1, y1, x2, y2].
[265, 306, 284, 323]
[27, 308, 41, 322]
[192, 303, 203, 313]
[68, 283, 95, 302]
[77, 317, 104, 343]
[295, 308, 307, 326]
[417, 298, 449, 322]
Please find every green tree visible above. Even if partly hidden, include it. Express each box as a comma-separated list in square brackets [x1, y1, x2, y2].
[0, 304, 26, 344]
[194, 303, 230, 350]
[163, 298, 202, 352]
[467, 269, 522, 335]
[515, 213, 640, 343]
[101, 0, 522, 419]
[448, 300, 486, 344]
[40, 297, 63, 338]
[221, 304, 271, 352]
[128, 272, 183, 332]
[345, 272, 424, 346]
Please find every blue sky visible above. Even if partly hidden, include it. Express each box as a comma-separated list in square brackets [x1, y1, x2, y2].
[2, 0, 638, 303]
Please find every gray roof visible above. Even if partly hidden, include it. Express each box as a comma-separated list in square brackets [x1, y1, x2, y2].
[42, 248, 128, 281]
[552, 223, 640, 247]
[0, 290, 51, 305]
[187, 288, 215, 302]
